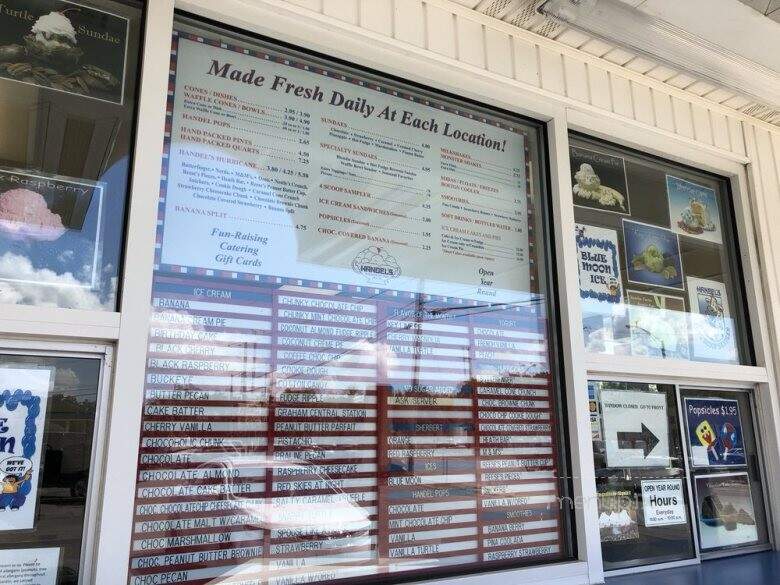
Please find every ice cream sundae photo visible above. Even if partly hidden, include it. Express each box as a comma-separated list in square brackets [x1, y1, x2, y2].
[678, 197, 716, 235]
[0, 7, 121, 99]
[573, 163, 627, 211]
[0, 187, 66, 242]
[631, 244, 678, 280]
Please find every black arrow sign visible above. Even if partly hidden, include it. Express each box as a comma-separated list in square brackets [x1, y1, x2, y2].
[617, 423, 660, 458]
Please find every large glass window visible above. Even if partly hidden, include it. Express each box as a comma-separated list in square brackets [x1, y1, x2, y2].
[0, 0, 143, 310]
[127, 16, 573, 585]
[570, 134, 751, 364]
[0, 353, 103, 584]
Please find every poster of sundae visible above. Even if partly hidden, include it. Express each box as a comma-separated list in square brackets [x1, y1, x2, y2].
[0, 167, 104, 289]
[0, 366, 52, 532]
[570, 147, 631, 215]
[597, 485, 640, 543]
[667, 175, 722, 244]
[0, 0, 128, 104]
[627, 290, 689, 360]
[623, 219, 684, 290]
[695, 473, 758, 550]
[686, 276, 737, 363]
[684, 397, 745, 467]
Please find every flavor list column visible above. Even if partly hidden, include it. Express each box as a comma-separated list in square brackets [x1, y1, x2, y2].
[128, 277, 273, 585]
[471, 306, 563, 563]
[267, 291, 380, 585]
[379, 301, 480, 572]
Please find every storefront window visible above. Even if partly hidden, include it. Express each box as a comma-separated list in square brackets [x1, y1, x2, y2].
[571, 134, 751, 364]
[0, 353, 103, 584]
[127, 16, 573, 585]
[0, 0, 143, 310]
[589, 381, 696, 570]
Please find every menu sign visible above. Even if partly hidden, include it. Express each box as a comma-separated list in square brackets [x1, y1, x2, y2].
[127, 31, 564, 585]
[159, 34, 531, 304]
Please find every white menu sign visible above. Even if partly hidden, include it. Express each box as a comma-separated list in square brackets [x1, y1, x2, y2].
[160, 36, 532, 302]
[0, 547, 59, 585]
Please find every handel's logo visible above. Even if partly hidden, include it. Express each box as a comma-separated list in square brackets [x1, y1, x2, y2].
[351, 246, 401, 284]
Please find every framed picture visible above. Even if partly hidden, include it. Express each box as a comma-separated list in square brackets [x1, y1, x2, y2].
[0, 167, 104, 289]
[623, 219, 684, 291]
[684, 397, 745, 467]
[686, 276, 737, 362]
[570, 146, 630, 215]
[667, 175, 722, 244]
[627, 290, 689, 360]
[694, 472, 758, 550]
[597, 484, 640, 543]
[0, 0, 129, 104]
[575, 223, 623, 304]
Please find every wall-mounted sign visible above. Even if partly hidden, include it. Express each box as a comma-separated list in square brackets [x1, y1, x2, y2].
[686, 277, 737, 363]
[575, 223, 623, 304]
[0, 0, 128, 104]
[0, 367, 51, 531]
[623, 220, 684, 291]
[695, 472, 758, 550]
[685, 397, 745, 467]
[0, 547, 59, 584]
[600, 389, 669, 468]
[641, 479, 686, 527]
[667, 175, 722, 244]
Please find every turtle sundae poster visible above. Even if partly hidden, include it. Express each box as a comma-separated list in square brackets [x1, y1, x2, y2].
[667, 175, 722, 245]
[570, 146, 631, 215]
[623, 219, 684, 290]
[0, 0, 128, 104]
[685, 397, 745, 467]
[0, 367, 51, 532]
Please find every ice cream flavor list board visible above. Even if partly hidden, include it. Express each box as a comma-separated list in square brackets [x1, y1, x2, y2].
[127, 31, 563, 585]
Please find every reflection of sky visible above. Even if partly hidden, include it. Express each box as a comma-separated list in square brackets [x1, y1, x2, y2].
[0, 157, 128, 310]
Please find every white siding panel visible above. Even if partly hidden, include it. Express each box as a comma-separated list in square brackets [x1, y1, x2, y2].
[691, 103, 713, 145]
[672, 97, 695, 139]
[651, 89, 675, 133]
[711, 111, 730, 151]
[728, 117, 746, 156]
[484, 28, 512, 78]
[359, 0, 392, 35]
[393, 0, 425, 47]
[456, 17, 485, 68]
[512, 37, 539, 87]
[538, 46, 565, 95]
[610, 73, 633, 118]
[285, 0, 322, 10]
[563, 55, 589, 103]
[323, 0, 358, 23]
[631, 82, 654, 126]
[426, 4, 457, 58]
[587, 64, 611, 111]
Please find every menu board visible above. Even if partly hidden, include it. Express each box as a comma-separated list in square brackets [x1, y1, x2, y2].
[127, 30, 564, 585]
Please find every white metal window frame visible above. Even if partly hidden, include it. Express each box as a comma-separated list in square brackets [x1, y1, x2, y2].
[67, 1, 780, 584]
[0, 338, 114, 585]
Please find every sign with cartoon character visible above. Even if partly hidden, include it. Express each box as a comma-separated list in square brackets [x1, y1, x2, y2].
[0, 367, 52, 531]
[685, 397, 745, 468]
[687, 276, 738, 363]
[575, 223, 623, 304]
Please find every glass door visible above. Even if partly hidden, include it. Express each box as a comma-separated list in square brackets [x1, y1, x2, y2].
[679, 387, 771, 556]
[0, 350, 107, 585]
